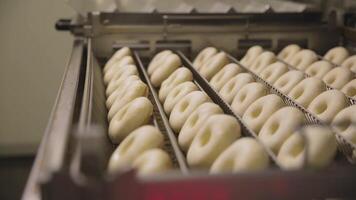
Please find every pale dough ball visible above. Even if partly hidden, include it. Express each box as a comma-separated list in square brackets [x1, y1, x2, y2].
[104, 47, 131, 73]
[103, 57, 135, 84]
[249, 51, 277, 74]
[164, 82, 198, 114]
[332, 105, 356, 144]
[169, 91, 211, 133]
[187, 114, 241, 169]
[289, 49, 318, 71]
[341, 55, 356, 73]
[322, 67, 353, 90]
[178, 103, 223, 152]
[209, 63, 243, 91]
[231, 82, 268, 116]
[305, 60, 333, 79]
[210, 137, 269, 174]
[159, 67, 193, 102]
[273, 70, 305, 94]
[150, 54, 182, 87]
[132, 148, 173, 176]
[108, 81, 148, 121]
[308, 90, 348, 122]
[242, 94, 285, 133]
[193, 47, 218, 70]
[106, 78, 141, 109]
[341, 79, 356, 98]
[106, 75, 140, 97]
[219, 73, 255, 104]
[108, 125, 164, 174]
[277, 44, 301, 63]
[240, 45, 264, 67]
[259, 62, 289, 84]
[199, 52, 229, 80]
[147, 50, 173, 75]
[288, 77, 325, 108]
[258, 107, 305, 153]
[323, 46, 349, 65]
[109, 97, 153, 144]
[107, 64, 138, 86]
[277, 126, 337, 169]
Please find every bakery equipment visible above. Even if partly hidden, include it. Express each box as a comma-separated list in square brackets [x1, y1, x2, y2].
[23, 1, 356, 199]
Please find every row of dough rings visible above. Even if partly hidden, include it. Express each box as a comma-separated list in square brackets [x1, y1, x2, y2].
[103, 48, 173, 176]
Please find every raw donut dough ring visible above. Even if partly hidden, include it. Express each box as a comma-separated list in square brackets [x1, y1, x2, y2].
[258, 107, 305, 153]
[169, 91, 211, 133]
[305, 61, 333, 79]
[277, 126, 337, 170]
[104, 47, 131, 73]
[104, 57, 135, 84]
[249, 51, 277, 74]
[210, 137, 269, 174]
[108, 64, 138, 86]
[108, 125, 164, 173]
[106, 79, 142, 109]
[187, 114, 241, 168]
[341, 55, 356, 73]
[147, 50, 173, 75]
[277, 44, 301, 63]
[308, 90, 348, 122]
[289, 49, 318, 71]
[341, 79, 356, 98]
[231, 82, 268, 116]
[259, 62, 289, 84]
[288, 77, 325, 108]
[219, 73, 255, 104]
[108, 80, 148, 121]
[150, 54, 181, 87]
[242, 94, 285, 133]
[273, 70, 305, 94]
[240, 46, 264, 67]
[199, 52, 229, 80]
[159, 67, 193, 102]
[209, 63, 243, 91]
[164, 82, 198, 114]
[193, 47, 218, 70]
[106, 75, 140, 97]
[322, 67, 353, 90]
[332, 105, 356, 144]
[178, 102, 223, 152]
[132, 148, 173, 176]
[323, 46, 349, 65]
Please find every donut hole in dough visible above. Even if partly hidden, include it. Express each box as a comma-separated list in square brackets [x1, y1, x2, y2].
[341, 79, 356, 98]
[108, 81, 148, 121]
[132, 148, 173, 176]
[210, 137, 269, 173]
[242, 94, 285, 133]
[259, 62, 289, 84]
[104, 47, 131, 73]
[187, 114, 241, 169]
[164, 82, 198, 114]
[159, 67, 193, 102]
[240, 45, 264, 67]
[288, 77, 325, 107]
[323, 46, 349, 65]
[277, 44, 301, 63]
[106, 78, 141, 109]
[193, 47, 218, 70]
[169, 91, 211, 132]
[150, 54, 182, 87]
[289, 49, 318, 71]
[199, 52, 229, 80]
[108, 125, 164, 173]
[219, 73, 255, 104]
[258, 107, 305, 153]
[109, 97, 153, 144]
[273, 70, 305, 94]
[209, 63, 244, 91]
[308, 90, 348, 122]
[249, 51, 277, 74]
[104, 59, 136, 84]
[106, 74, 140, 97]
[322, 67, 353, 90]
[277, 126, 337, 170]
[147, 50, 173, 75]
[341, 55, 356, 73]
[179, 103, 223, 152]
[231, 82, 268, 116]
[305, 61, 333, 79]
[332, 105, 356, 144]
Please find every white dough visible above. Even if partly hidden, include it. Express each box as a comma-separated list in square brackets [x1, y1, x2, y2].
[323, 46, 349, 65]
[289, 49, 318, 71]
[193, 47, 218, 70]
[332, 105, 356, 144]
[341, 55, 356, 73]
[132, 148, 173, 176]
[106, 75, 140, 97]
[104, 47, 132, 73]
[322, 67, 353, 90]
[150, 53, 182, 87]
[199, 52, 229, 80]
[240, 45, 264, 67]
[104, 57, 135, 84]
[259, 62, 289, 84]
[147, 50, 173, 75]
[249, 51, 277, 74]
[209, 63, 243, 91]
[341, 79, 356, 98]
[164, 82, 198, 114]
[219, 73, 255, 104]
[288, 77, 325, 107]
[305, 61, 333, 79]
[278, 44, 301, 63]
[273, 70, 305, 94]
